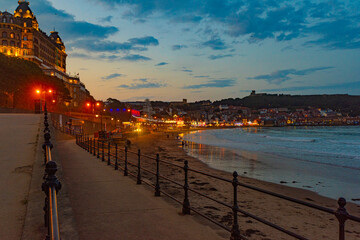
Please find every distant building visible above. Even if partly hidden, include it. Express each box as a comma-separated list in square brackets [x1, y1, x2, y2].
[0, 1, 66, 73]
[0, 1, 91, 108]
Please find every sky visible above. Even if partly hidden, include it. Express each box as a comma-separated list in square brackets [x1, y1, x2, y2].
[1, 0, 360, 102]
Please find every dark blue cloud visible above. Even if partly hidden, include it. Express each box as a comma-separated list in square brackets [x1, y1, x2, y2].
[91, 0, 360, 49]
[121, 54, 151, 61]
[128, 36, 159, 46]
[71, 37, 159, 52]
[71, 40, 145, 52]
[181, 69, 192, 73]
[183, 79, 236, 89]
[118, 78, 165, 89]
[208, 54, 234, 60]
[201, 37, 228, 50]
[194, 75, 209, 78]
[100, 16, 113, 22]
[101, 73, 124, 80]
[172, 44, 188, 51]
[155, 62, 168, 66]
[15, 0, 119, 41]
[248, 67, 334, 84]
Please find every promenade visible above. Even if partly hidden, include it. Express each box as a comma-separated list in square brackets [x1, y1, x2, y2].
[52, 132, 227, 239]
[0, 114, 41, 239]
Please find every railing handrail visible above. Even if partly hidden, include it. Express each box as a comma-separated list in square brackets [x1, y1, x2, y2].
[60, 127, 360, 240]
[42, 104, 61, 240]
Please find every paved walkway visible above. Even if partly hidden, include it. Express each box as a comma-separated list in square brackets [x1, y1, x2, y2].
[0, 114, 41, 240]
[53, 135, 227, 240]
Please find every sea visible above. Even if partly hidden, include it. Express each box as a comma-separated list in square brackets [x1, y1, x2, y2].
[182, 126, 360, 202]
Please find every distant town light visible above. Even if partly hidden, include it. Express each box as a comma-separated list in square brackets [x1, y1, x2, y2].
[96, 102, 100, 106]
[36, 89, 40, 94]
[48, 89, 52, 93]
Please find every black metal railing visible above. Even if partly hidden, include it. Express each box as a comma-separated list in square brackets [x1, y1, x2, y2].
[69, 132, 359, 240]
[51, 119, 82, 136]
[42, 104, 61, 240]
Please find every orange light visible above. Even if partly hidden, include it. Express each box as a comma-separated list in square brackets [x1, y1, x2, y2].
[86, 103, 91, 107]
[127, 109, 131, 112]
[48, 89, 52, 93]
[52, 100, 56, 103]
[96, 102, 100, 106]
[36, 89, 40, 94]
[95, 114, 99, 118]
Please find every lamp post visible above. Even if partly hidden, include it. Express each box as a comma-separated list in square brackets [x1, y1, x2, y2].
[36, 88, 53, 113]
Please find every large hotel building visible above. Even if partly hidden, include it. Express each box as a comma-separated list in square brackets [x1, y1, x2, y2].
[0, 0, 91, 108]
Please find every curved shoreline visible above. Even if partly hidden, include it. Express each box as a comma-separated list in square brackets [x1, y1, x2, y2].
[129, 131, 360, 240]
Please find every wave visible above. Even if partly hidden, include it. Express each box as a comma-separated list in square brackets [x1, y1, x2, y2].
[328, 140, 360, 146]
[263, 135, 317, 143]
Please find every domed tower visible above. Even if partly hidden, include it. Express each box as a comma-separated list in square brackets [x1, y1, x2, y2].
[50, 31, 67, 72]
[14, 1, 38, 29]
[49, 31, 65, 51]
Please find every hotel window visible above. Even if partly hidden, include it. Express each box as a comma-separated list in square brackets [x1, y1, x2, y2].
[23, 35, 27, 41]
[2, 32, 7, 38]
[23, 44, 27, 49]
[23, 22, 27, 27]
[10, 33, 14, 38]
[10, 41, 15, 46]
[2, 40, 8, 46]
[10, 19, 13, 24]
[2, 18, 6, 23]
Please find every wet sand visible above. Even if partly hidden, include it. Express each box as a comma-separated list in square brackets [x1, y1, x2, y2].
[126, 131, 360, 240]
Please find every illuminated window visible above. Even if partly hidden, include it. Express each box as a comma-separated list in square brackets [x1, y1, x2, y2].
[23, 22, 27, 27]
[10, 33, 14, 38]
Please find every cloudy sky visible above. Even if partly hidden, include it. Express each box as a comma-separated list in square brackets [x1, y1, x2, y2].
[2, 0, 360, 101]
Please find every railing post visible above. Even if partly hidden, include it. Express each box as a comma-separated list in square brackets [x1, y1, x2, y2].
[102, 140, 105, 162]
[97, 140, 100, 158]
[182, 160, 190, 214]
[42, 161, 61, 240]
[89, 137, 92, 154]
[230, 171, 241, 240]
[108, 142, 111, 165]
[155, 153, 161, 196]
[137, 149, 142, 184]
[115, 144, 118, 170]
[124, 146, 128, 176]
[335, 197, 348, 240]
[93, 139, 96, 156]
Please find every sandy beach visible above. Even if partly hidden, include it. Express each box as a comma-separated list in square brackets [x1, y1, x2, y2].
[124, 130, 360, 240]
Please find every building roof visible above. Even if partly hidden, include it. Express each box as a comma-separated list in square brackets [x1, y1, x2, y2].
[14, 1, 34, 19]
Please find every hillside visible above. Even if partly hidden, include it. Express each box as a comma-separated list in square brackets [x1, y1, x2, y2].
[0, 53, 70, 110]
[213, 94, 360, 117]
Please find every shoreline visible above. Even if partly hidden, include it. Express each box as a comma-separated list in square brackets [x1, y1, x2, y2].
[128, 130, 360, 240]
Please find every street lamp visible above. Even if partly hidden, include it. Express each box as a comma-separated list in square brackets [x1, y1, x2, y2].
[35, 88, 53, 112]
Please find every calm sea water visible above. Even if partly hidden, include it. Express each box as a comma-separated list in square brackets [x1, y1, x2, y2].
[182, 126, 360, 202]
